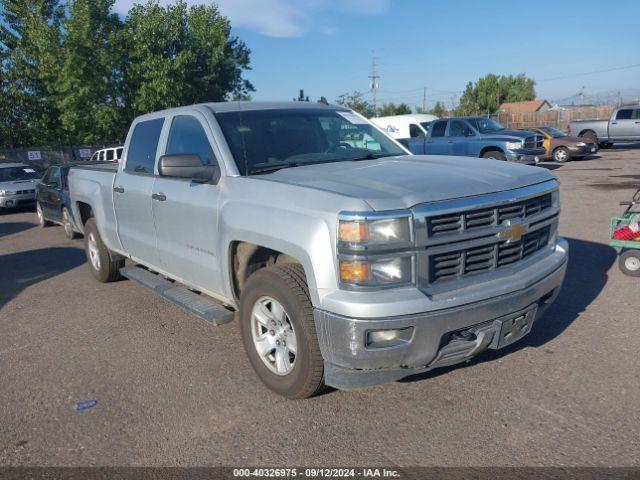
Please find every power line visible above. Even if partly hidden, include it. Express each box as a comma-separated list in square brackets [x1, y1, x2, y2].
[538, 63, 640, 82]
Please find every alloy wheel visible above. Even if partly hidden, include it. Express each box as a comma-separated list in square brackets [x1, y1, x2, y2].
[250, 296, 297, 376]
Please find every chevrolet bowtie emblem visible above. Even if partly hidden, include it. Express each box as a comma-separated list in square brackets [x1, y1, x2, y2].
[498, 220, 528, 243]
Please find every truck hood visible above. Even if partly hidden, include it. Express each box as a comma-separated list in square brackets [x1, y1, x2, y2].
[0, 179, 37, 191]
[481, 129, 538, 141]
[261, 155, 554, 211]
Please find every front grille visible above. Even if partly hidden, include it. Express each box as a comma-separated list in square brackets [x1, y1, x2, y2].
[427, 193, 553, 238]
[428, 226, 551, 283]
[523, 135, 544, 149]
[15, 189, 35, 195]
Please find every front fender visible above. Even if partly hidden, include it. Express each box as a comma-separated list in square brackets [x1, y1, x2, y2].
[219, 201, 336, 307]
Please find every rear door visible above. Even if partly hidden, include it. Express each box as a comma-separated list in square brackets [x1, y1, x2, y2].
[114, 117, 165, 268]
[609, 108, 636, 139]
[40, 167, 62, 219]
[424, 120, 450, 155]
[151, 111, 224, 295]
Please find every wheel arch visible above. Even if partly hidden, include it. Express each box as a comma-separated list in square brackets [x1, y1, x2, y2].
[479, 146, 504, 157]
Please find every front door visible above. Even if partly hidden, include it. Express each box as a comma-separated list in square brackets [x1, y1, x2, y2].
[114, 117, 165, 268]
[609, 108, 638, 140]
[448, 119, 475, 156]
[152, 112, 224, 296]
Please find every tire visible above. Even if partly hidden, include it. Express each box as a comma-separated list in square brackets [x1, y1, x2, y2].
[481, 150, 506, 161]
[582, 131, 598, 144]
[62, 207, 80, 240]
[84, 218, 124, 282]
[618, 249, 640, 277]
[553, 147, 570, 163]
[36, 202, 53, 227]
[239, 263, 325, 399]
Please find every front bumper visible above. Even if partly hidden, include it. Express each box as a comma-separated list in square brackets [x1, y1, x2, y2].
[505, 148, 545, 165]
[315, 238, 568, 390]
[0, 193, 36, 208]
[568, 144, 598, 157]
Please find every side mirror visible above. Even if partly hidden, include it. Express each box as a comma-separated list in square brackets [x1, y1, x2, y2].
[158, 154, 221, 184]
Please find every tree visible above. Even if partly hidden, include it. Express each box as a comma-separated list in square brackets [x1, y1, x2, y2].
[55, 0, 126, 144]
[377, 102, 412, 116]
[335, 91, 375, 118]
[456, 73, 536, 115]
[122, 0, 254, 117]
[428, 101, 446, 118]
[0, 0, 64, 146]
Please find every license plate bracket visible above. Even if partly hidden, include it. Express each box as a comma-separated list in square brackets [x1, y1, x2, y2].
[491, 307, 537, 350]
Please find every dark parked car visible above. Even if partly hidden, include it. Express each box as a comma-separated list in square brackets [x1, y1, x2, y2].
[36, 165, 81, 239]
[521, 126, 598, 162]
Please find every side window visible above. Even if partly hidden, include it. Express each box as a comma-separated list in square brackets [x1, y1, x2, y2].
[125, 118, 165, 174]
[116, 148, 123, 160]
[50, 168, 61, 187]
[634, 109, 640, 120]
[89, 152, 97, 162]
[616, 109, 633, 120]
[448, 120, 473, 137]
[166, 115, 217, 165]
[431, 120, 447, 138]
[409, 124, 425, 138]
[106, 149, 114, 161]
[98, 150, 105, 161]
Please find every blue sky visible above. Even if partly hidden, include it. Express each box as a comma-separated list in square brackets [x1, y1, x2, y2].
[99, 0, 640, 108]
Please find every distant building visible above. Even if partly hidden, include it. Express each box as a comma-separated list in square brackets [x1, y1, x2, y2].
[499, 99, 552, 114]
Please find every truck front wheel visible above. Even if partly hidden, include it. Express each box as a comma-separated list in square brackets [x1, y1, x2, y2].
[84, 218, 124, 282]
[482, 150, 506, 161]
[239, 264, 325, 399]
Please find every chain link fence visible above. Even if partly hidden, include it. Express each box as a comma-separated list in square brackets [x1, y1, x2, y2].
[489, 105, 616, 130]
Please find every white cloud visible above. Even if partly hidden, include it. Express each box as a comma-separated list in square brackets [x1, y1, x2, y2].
[112, 0, 391, 37]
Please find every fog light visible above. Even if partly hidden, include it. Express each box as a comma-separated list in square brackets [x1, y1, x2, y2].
[366, 327, 413, 349]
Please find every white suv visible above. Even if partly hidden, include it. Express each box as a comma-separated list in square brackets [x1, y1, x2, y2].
[89, 147, 123, 163]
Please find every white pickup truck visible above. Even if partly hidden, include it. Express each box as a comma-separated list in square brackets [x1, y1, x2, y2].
[69, 101, 568, 399]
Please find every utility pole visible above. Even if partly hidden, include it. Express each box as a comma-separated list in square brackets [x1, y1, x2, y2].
[580, 85, 586, 105]
[616, 90, 621, 107]
[368, 52, 380, 114]
[422, 86, 427, 112]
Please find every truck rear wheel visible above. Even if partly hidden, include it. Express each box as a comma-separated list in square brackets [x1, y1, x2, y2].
[84, 218, 124, 282]
[482, 150, 506, 161]
[239, 264, 325, 399]
[581, 130, 598, 145]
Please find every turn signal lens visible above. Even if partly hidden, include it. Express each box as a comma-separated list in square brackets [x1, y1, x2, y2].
[339, 221, 369, 243]
[339, 261, 371, 283]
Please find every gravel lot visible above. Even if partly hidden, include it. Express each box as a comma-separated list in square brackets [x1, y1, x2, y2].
[1, 147, 639, 467]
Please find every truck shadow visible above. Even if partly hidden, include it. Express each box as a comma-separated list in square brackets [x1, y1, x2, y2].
[401, 237, 616, 384]
[0, 247, 86, 309]
[0, 221, 35, 238]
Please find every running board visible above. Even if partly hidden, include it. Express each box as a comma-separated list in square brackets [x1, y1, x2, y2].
[120, 266, 235, 326]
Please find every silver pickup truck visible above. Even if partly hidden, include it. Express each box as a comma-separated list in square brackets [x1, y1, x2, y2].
[568, 106, 640, 148]
[69, 102, 568, 399]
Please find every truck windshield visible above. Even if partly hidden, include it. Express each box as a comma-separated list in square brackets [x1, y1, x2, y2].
[539, 126, 567, 138]
[214, 108, 407, 175]
[468, 118, 504, 133]
[0, 166, 40, 181]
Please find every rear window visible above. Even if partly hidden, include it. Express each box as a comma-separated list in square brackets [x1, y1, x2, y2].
[106, 149, 114, 161]
[430, 120, 447, 137]
[125, 118, 165, 174]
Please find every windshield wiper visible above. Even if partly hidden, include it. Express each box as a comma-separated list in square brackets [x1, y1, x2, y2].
[250, 163, 301, 175]
[347, 153, 395, 162]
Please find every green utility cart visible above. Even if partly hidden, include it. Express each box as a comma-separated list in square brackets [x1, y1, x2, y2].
[610, 188, 640, 276]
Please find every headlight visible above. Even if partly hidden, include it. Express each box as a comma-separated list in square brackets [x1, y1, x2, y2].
[551, 189, 560, 207]
[339, 256, 412, 287]
[505, 141, 523, 150]
[0, 190, 7, 197]
[575, 142, 586, 147]
[338, 216, 411, 249]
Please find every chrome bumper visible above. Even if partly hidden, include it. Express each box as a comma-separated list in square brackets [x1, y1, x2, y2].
[315, 238, 568, 390]
[0, 193, 36, 208]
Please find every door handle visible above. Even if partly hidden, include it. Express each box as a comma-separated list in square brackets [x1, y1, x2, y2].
[611, 121, 617, 124]
[635, 121, 640, 124]
[152, 192, 166, 202]
[113, 186, 125, 193]
[447, 140, 454, 144]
